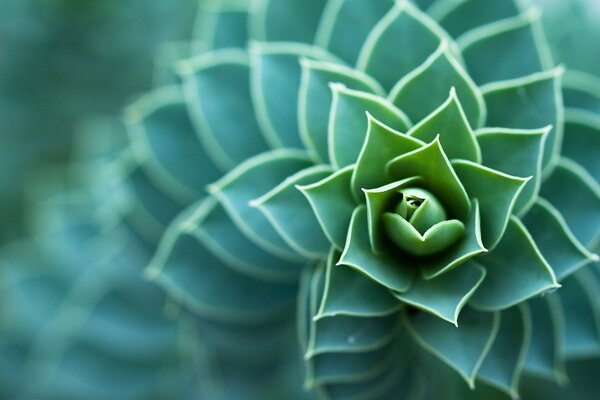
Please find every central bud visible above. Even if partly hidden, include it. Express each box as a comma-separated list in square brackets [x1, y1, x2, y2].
[382, 188, 464, 256]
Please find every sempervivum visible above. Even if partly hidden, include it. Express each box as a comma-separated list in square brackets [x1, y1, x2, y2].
[128, 0, 600, 398]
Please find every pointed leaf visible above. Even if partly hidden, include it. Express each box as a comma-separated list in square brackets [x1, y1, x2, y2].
[299, 59, 384, 162]
[476, 126, 549, 215]
[452, 160, 529, 249]
[178, 50, 269, 169]
[406, 307, 500, 388]
[562, 112, 600, 185]
[357, 1, 443, 90]
[460, 11, 551, 85]
[338, 206, 415, 293]
[253, 165, 333, 258]
[482, 68, 564, 175]
[405, 88, 481, 162]
[209, 150, 312, 260]
[394, 262, 486, 325]
[352, 115, 423, 200]
[470, 217, 559, 311]
[298, 165, 357, 250]
[434, 0, 520, 38]
[389, 42, 485, 128]
[329, 85, 411, 169]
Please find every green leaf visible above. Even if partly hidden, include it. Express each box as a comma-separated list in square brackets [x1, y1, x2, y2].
[317, 249, 402, 318]
[406, 307, 500, 388]
[393, 262, 486, 325]
[476, 126, 549, 215]
[298, 165, 357, 250]
[523, 199, 598, 281]
[557, 271, 600, 358]
[315, 0, 393, 65]
[250, 42, 335, 148]
[357, 0, 444, 90]
[477, 305, 531, 398]
[389, 42, 485, 129]
[352, 115, 423, 200]
[452, 160, 529, 250]
[329, 85, 412, 169]
[482, 68, 564, 176]
[562, 71, 600, 114]
[562, 111, 600, 185]
[386, 137, 471, 220]
[540, 158, 600, 247]
[177, 50, 269, 169]
[250, 0, 329, 43]
[299, 59, 384, 162]
[196, 6, 250, 50]
[460, 11, 551, 85]
[252, 165, 333, 258]
[209, 150, 312, 260]
[470, 217, 559, 311]
[433, 0, 520, 38]
[339, 206, 415, 293]
[405, 88, 481, 162]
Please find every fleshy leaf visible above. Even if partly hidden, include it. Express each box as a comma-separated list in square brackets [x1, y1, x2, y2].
[357, 0, 443, 90]
[459, 11, 551, 85]
[389, 42, 485, 129]
[252, 165, 334, 258]
[433, 0, 520, 38]
[540, 158, 600, 247]
[352, 115, 423, 200]
[250, 42, 335, 148]
[178, 50, 269, 169]
[562, 71, 600, 113]
[317, 250, 401, 318]
[329, 85, 412, 169]
[470, 217, 559, 311]
[315, 0, 393, 65]
[523, 199, 598, 281]
[299, 59, 384, 162]
[452, 159, 529, 250]
[477, 305, 531, 398]
[338, 206, 414, 293]
[195, 6, 249, 50]
[482, 68, 564, 176]
[251, 0, 329, 43]
[209, 150, 312, 260]
[405, 88, 481, 162]
[476, 126, 549, 215]
[562, 112, 600, 185]
[406, 307, 500, 388]
[386, 137, 471, 220]
[298, 165, 357, 250]
[393, 262, 486, 325]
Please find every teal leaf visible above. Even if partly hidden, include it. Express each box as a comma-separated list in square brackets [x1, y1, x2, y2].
[389, 42, 485, 129]
[329, 85, 412, 169]
[196, 6, 249, 50]
[406, 307, 500, 388]
[470, 217, 559, 311]
[387, 137, 471, 220]
[250, 0, 329, 43]
[556, 271, 600, 358]
[352, 115, 422, 200]
[482, 68, 564, 176]
[562, 71, 600, 114]
[476, 126, 549, 215]
[250, 42, 335, 148]
[460, 11, 552, 85]
[299, 59, 383, 162]
[252, 165, 333, 258]
[315, 0, 393, 65]
[177, 50, 269, 170]
[562, 111, 600, 185]
[298, 165, 357, 250]
[357, 0, 444, 90]
[540, 158, 600, 247]
[477, 305, 531, 398]
[394, 262, 486, 325]
[523, 199, 598, 281]
[433, 0, 520, 38]
[452, 159, 529, 250]
[209, 150, 312, 260]
[317, 249, 402, 319]
[405, 88, 481, 162]
[339, 206, 415, 293]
